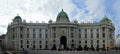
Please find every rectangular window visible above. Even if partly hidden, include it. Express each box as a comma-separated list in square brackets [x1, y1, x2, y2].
[91, 33, 93, 38]
[109, 34, 112, 39]
[97, 29, 99, 32]
[85, 29, 87, 32]
[27, 28, 29, 31]
[97, 33, 99, 38]
[103, 44, 105, 48]
[46, 29, 47, 32]
[103, 40, 105, 43]
[33, 41, 35, 44]
[45, 45, 48, 48]
[39, 41, 41, 44]
[71, 28, 74, 31]
[97, 45, 99, 48]
[33, 33, 35, 39]
[33, 45, 35, 49]
[97, 40, 99, 43]
[91, 29, 93, 32]
[79, 34, 81, 38]
[39, 45, 41, 49]
[20, 27, 23, 31]
[91, 40, 93, 44]
[102, 27, 105, 31]
[79, 29, 81, 32]
[27, 33, 29, 38]
[27, 45, 29, 48]
[39, 33, 41, 38]
[53, 40, 55, 42]
[27, 41, 29, 44]
[20, 34, 23, 38]
[85, 33, 87, 38]
[109, 29, 112, 32]
[39, 28, 41, 31]
[33, 28, 35, 32]
[53, 33, 56, 38]
[79, 41, 81, 44]
[85, 40, 87, 43]
[46, 41, 48, 44]
[72, 40, 74, 42]
[53, 27, 56, 31]
[103, 33, 105, 38]
[71, 33, 73, 38]
[45, 34, 48, 38]
[13, 35, 15, 39]
[13, 28, 15, 32]
[21, 40, 23, 44]
[21, 45, 23, 48]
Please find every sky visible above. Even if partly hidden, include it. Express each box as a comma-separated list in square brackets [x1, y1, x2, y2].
[0, 0, 120, 39]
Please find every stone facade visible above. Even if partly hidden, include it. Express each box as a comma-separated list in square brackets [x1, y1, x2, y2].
[5, 9, 115, 51]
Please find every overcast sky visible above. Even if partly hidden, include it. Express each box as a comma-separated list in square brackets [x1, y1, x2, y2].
[0, 0, 120, 38]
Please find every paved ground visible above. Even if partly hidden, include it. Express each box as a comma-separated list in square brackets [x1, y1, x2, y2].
[27, 50, 120, 54]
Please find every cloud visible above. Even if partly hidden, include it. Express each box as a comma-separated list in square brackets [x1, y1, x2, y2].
[71, 0, 104, 23]
[0, 0, 120, 38]
[0, 0, 75, 35]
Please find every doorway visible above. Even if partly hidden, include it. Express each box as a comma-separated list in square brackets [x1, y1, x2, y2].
[60, 36, 67, 49]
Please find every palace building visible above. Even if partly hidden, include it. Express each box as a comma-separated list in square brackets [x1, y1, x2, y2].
[5, 9, 115, 51]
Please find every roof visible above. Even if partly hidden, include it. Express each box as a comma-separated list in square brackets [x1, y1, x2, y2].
[101, 15, 111, 23]
[14, 15, 22, 20]
[0, 34, 6, 39]
[56, 9, 70, 22]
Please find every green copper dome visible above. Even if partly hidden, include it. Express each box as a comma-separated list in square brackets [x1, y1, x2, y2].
[101, 15, 111, 23]
[14, 15, 22, 20]
[56, 9, 70, 22]
[57, 9, 68, 18]
[13, 14, 22, 23]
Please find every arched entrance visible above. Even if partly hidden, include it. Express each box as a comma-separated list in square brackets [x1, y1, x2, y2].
[60, 36, 67, 49]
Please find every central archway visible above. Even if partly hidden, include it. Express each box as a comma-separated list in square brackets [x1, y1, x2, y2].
[60, 36, 67, 49]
